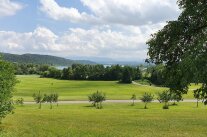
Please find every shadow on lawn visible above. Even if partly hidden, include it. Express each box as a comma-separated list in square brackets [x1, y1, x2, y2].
[83, 105, 94, 108]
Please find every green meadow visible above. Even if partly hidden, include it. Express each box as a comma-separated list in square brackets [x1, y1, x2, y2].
[0, 75, 205, 137]
[1, 103, 207, 137]
[14, 75, 198, 101]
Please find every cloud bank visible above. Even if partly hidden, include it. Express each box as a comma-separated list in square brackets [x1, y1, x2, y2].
[0, 0, 181, 61]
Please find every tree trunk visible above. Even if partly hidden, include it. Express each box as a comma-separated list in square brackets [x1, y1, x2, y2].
[96, 103, 99, 109]
[100, 102, 102, 109]
[197, 100, 199, 108]
[144, 103, 147, 109]
[39, 102, 41, 109]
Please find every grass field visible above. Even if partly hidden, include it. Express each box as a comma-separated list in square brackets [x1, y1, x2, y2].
[1, 75, 205, 137]
[14, 75, 199, 101]
[1, 103, 207, 137]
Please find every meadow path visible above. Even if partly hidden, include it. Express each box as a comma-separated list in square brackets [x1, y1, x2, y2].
[24, 99, 199, 104]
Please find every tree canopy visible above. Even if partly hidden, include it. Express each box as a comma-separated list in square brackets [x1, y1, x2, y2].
[147, 0, 207, 103]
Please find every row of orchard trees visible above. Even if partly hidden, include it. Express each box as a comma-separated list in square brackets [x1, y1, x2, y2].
[31, 89, 203, 110]
[88, 90, 183, 109]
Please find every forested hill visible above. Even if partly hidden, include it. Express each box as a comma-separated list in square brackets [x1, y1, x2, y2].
[1, 53, 96, 66]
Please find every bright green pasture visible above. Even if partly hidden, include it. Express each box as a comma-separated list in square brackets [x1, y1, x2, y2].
[14, 75, 197, 101]
[1, 103, 207, 137]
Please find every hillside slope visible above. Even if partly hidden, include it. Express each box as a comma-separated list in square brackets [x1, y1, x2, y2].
[1, 53, 96, 66]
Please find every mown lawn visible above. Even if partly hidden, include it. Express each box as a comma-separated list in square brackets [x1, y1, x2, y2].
[14, 75, 198, 101]
[1, 103, 207, 137]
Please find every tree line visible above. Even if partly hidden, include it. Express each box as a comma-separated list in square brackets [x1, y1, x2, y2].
[14, 63, 169, 85]
[14, 63, 143, 83]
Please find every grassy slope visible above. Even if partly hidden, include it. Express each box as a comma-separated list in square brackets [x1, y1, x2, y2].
[1, 103, 207, 137]
[14, 75, 199, 101]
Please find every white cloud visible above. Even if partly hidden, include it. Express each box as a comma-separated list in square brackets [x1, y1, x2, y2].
[0, 0, 23, 17]
[0, 26, 160, 61]
[0, 27, 59, 53]
[81, 0, 180, 25]
[40, 0, 180, 26]
[40, 0, 99, 24]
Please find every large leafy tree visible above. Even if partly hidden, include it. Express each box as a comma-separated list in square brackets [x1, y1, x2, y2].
[0, 59, 16, 122]
[147, 0, 207, 103]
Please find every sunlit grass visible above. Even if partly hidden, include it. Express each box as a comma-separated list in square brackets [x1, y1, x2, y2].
[1, 102, 207, 137]
[14, 75, 199, 101]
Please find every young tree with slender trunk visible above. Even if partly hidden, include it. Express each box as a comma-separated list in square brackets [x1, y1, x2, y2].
[53, 93, 59, 106]
[33, 91, 43, 109]
[170, 92, 183, 105]
[157, 91, 171, 109]
[131, 94, 136, 106]
[194, 89, 203, 108]
[88, 91, 106, 109]
[140, 93, 154, 109]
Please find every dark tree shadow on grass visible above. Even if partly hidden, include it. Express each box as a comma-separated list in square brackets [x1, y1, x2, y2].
[83, 105, 94, 108]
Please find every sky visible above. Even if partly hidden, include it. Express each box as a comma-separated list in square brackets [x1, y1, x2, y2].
[0, 0, 181, 62]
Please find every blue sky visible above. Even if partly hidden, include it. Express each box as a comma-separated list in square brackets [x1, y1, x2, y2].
[0, 0, 90, 32]
[0, 0, 180, 61]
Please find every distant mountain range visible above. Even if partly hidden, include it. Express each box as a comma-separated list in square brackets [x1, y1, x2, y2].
[0, 53, 96, 66]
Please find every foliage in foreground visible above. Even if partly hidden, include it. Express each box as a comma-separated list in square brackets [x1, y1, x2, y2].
[88, 91, 106, 109]
[0, 59, 16, 123]
[147, 0, 207, 104]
